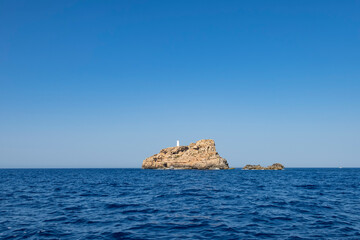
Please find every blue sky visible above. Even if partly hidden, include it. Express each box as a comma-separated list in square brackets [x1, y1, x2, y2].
[1, 0, 359, 168]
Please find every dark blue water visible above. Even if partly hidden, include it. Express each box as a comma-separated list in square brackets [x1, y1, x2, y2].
[1, 169, 360, 239]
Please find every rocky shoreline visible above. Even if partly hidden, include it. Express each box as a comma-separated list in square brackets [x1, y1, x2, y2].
[242, 163, 284, 170]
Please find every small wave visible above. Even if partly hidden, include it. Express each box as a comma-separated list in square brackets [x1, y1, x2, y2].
[254, 232, 282, 238]
[43, 216, 68, 222]
[122, 208, 159, 214]
[270, 216, 293, 221]
[252, 217, 269, 223]
[294, 184, 318, 189]
[105, 203, 141, 209]
[64, 206, 82, 211]
[111, 231, 133, 239]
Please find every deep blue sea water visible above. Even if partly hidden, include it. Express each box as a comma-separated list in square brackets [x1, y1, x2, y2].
[1, 168, 360, 239]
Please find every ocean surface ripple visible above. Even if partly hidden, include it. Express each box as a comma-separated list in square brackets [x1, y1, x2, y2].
[1, 168, 360, 239]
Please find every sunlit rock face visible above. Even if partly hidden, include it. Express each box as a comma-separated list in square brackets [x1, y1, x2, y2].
[243, 163, 284, 170]
[142, 139, 229, 170]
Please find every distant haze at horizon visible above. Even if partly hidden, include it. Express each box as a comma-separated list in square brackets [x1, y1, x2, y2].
[1, 0, 359, 168]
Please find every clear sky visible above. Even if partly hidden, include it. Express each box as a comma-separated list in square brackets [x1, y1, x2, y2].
[1, 0, 359, 168]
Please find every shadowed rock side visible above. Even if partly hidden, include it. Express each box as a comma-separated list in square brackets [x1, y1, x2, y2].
[243, 163, 284, 170]
[142, 139, 229, 170]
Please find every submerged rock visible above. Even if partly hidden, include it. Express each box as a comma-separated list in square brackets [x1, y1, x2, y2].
[142, 139, 229, 170]
[243, 163, 284, 170]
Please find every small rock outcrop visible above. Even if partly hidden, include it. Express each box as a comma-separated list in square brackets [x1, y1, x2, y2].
[243, 163, 284, 170]
[142, 139, 229, 170]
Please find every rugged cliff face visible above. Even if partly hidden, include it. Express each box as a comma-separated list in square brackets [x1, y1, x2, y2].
[142, 139, 229, 170]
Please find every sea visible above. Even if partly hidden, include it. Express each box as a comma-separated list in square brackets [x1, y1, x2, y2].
[0, 168, 359, 239]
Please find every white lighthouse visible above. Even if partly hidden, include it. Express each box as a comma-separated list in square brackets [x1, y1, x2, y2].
[177, 140, 180, 147]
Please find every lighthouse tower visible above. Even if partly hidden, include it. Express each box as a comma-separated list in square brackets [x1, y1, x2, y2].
[177, 140, 180, 147]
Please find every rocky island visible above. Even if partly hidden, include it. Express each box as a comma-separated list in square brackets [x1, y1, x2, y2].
[142, 139, 229, 170]
[243, 163, 284, 170]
